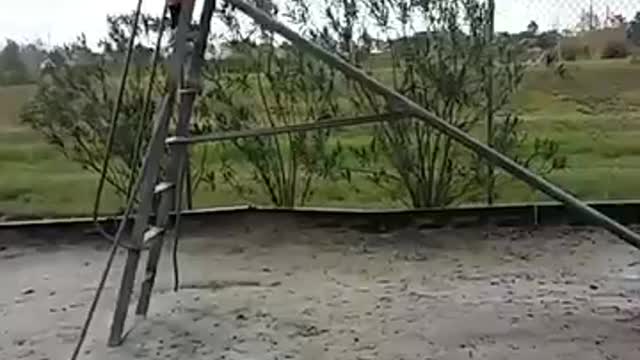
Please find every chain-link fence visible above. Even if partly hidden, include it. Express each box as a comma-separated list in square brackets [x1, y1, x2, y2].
[495, 0, 637, 33]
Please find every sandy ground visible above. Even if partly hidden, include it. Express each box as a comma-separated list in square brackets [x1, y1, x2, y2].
[2, 218, 640, 360]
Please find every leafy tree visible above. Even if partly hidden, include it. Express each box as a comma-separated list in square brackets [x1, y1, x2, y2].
[47, 48, 67, 67]
[628, 11, 640, 46]
[601, 40, 629, 59]
[100, 12, 164, 66]
[18, 41, 48, 78]
[0, 39, 31, 85]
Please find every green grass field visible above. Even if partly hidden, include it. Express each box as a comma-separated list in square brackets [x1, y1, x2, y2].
[1, 59, 640, 218]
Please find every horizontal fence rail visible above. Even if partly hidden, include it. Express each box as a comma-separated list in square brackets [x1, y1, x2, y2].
[166, 112, 409, 146]
[223, 0, 640, 249]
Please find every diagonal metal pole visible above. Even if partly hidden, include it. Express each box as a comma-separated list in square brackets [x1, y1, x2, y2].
[485, 0, 495, 205]
[227, 0, 640, 249]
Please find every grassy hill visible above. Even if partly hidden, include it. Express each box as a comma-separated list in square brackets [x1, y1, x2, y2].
[0, 85, 124, 218]
[1, 59, 640, 218]
[507, 60, 640, 201]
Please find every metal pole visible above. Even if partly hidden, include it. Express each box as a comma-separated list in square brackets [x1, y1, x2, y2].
[485, 0, 495, 205]
[227, 0, 640, 249]
[93, 0, 145, 222]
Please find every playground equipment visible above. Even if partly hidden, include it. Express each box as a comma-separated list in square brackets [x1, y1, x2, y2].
[71, 0, 640, 358]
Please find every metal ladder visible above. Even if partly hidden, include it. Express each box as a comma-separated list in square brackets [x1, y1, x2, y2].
[107, 0, 216, 347]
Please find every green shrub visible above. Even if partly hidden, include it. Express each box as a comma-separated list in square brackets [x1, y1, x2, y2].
[601, 40, 629, 59]
[562, 47, 577, 61]
[560, 43, 590, 61]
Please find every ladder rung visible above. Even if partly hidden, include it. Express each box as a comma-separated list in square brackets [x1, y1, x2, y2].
[179, 88, 198, 95]
[143, 226, 165, 245]
[154, 181, 175, 195]
[165, 136, 186, 146]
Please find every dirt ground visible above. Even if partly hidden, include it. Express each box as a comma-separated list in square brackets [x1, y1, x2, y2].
[2, 217, 640, 360]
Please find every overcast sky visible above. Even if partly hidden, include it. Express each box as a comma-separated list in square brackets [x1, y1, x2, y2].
[1, 0, 636, 48]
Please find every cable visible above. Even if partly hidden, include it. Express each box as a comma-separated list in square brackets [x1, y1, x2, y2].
[69, 1, 148, 359]
[92, 0, 145, 226]
[73, 1, 209, 356]
[170, 0, 219, 292]
[72, 91, 177, 359]
[172, 159, 187, 292]
[91, 4, 170, 252]
[69, 158, 148, 360]
[125, 5, 170, 201]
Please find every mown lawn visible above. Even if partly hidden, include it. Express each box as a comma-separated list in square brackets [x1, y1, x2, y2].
[1, 59, 640, 218]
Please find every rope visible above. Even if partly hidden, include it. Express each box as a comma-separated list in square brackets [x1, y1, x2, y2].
[92, 0, 145, 225]
[69, 0, 152, 358]
[68, 160, 147, 360]
[170, 0, 220, 292]
[125, 6, 170, 202]
[91, 4, 170, 252]
[73, 0, 203, 355]
[172, 161, 187, 292]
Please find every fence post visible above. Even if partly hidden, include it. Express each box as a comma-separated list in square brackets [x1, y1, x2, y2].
[485, 0, 496, 205]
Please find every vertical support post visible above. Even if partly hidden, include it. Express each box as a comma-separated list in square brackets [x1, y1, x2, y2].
[135, 0, 217, 318]
[171, 141, 189, 292]
[485, 0, 495, 205]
